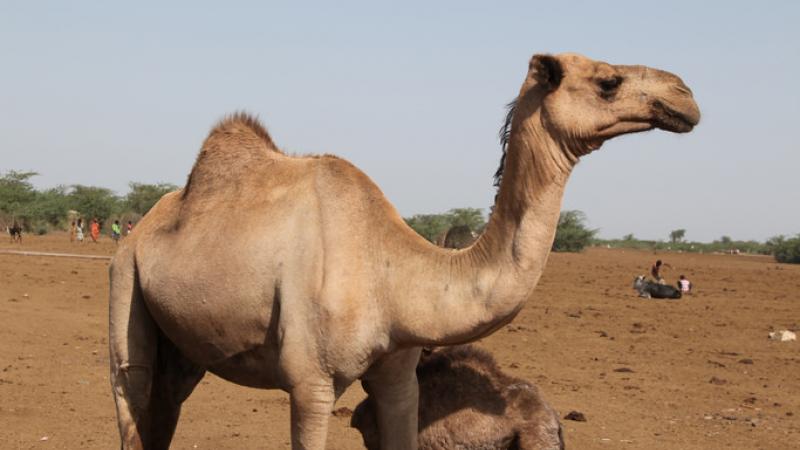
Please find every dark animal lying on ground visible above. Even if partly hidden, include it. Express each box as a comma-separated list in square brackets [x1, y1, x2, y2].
[351, 345, 564, 450]
[633, 275, 681, 299]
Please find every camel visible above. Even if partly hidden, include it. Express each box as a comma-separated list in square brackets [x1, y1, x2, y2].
[439, 225, 477, 249]
[351, 345, 563, 450]
[109, 52, 699, 450]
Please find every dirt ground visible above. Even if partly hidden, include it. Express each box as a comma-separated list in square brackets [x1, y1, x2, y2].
[1, 233, 798, 449]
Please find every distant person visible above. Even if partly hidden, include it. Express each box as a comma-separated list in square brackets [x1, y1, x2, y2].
[90, 218, 100, 243]
[111, 220, 122, 243]
[69, 220, 77, 242]
[126, 220, 133, 236]
[76, 218, 84, 242]
[650, 259, 672, 284]
[677, 275, 692, 293]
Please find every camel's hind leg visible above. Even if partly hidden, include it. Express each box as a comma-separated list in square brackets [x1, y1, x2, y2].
[109, 250, 205, 449]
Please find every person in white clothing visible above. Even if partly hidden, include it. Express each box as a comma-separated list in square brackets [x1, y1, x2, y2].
[677, 274, 692, 293]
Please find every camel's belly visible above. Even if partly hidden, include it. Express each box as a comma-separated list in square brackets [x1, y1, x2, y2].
[207, 344, 285, 389]
[140, 274, 280, 368]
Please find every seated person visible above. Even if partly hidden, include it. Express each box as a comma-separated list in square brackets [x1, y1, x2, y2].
[677, 274, 692, 293]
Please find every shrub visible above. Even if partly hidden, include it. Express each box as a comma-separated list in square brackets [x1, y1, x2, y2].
[552, 210, 597, 252]
[769, 235, 800, 264]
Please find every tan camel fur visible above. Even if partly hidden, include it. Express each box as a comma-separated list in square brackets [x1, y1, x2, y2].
[109, 53, 699, 450]
[351, 345, 563, 450]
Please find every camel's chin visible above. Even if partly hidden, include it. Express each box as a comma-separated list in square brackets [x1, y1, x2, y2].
[657, 119, 695, 134]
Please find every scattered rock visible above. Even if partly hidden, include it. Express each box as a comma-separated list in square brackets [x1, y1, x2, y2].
[709, 377, 727, 385]
[743, 397, 757, 405]
[82, 295, 91, 299]
[39, 436, 49, 441]
[332, 407, 353, 417]
[508, 362, 519, 369]
[564, 410, 587, 422]
[738, 358, 754, 365]
[768, 330, 796, 342]
[614, 367, 634, 373]
[707, 360, 726, 368]
[595, 330, 608, 338]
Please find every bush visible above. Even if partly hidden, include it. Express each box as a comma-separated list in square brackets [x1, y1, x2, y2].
[769, 235, 800, 264]
[552, 210, 597, 252]
[405, 208, 486, 243]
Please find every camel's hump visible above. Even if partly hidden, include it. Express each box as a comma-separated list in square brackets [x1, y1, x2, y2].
[206, 112, 277, 149]
[183, 112, 283, 197]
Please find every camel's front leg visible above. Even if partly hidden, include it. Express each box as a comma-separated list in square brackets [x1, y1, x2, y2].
[290, 379, 335, 450]
[362, 348, 421, 450]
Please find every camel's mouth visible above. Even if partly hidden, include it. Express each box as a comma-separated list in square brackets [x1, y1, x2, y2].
[651, 101, 698, 133]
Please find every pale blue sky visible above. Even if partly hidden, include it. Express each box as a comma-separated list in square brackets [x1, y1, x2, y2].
[1, 1, 798, 241]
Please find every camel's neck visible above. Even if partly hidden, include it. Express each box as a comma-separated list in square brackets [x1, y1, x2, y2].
[392, 103, 576, 346]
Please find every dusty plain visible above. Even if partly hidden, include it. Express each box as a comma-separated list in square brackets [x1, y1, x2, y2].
[1, 233, 798, 449]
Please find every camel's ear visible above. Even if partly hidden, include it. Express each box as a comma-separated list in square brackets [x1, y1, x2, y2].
[529, 54, 563, 91]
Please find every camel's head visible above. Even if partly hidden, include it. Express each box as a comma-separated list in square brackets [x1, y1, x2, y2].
[519, 52, 700, 154]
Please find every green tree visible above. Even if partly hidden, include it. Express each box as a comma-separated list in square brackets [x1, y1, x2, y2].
[405, 213, 452, 242]
[0, 171, 38, 217]
[125, 182, 179, 216]
[27, 186, 70, 227]
[552, 210, 597, 252]
[405, 208, 486, 243]
[669, 229, 686, 243]
[623, 233, 636, 242]
[68, 185, 122, 223]
[447, 208, 486, 232]
[768, 234, 800, 264]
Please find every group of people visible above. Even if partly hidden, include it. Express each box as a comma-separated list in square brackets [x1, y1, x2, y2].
[650, 259, 693, 293]
[70, 218, 133, 244]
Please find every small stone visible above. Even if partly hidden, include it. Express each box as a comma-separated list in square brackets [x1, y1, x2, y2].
[709, 376, 727, 385]
[614, 367, 634, 373]
[768, 330, 797, 342]
[564, 410, 587, 422]
[738, 358, 754, 365]
[40, 436, 49, 441]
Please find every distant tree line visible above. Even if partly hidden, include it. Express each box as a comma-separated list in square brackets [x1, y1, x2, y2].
[3, 170, 799, 264]
[0, 170, 177, 234]
[404, 208, 486, 243]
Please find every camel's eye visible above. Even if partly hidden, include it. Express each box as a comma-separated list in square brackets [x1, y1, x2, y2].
[598, 76, 622, 96]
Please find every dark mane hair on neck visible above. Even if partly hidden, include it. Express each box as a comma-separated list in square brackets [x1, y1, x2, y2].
[494, 99, 517, 189]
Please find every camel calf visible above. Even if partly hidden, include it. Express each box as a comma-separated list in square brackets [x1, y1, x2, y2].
[351, 345, 564, 450]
